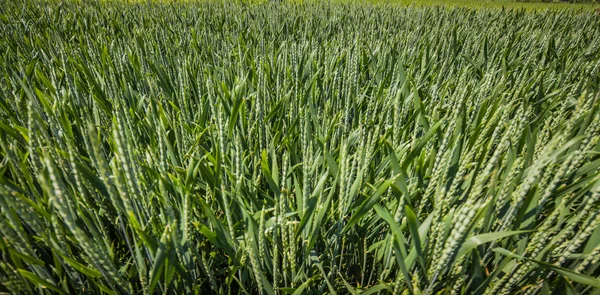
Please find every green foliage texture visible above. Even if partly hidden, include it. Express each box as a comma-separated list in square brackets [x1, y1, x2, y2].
[1, 1, 600, 294]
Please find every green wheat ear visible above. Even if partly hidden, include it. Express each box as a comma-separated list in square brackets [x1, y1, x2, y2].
[0, 1, 599, 294]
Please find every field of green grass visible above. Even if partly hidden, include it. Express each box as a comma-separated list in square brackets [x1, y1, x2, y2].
[1, 1, 600, 295]
[328, 0, 600, 9]
[99, 0, 600, 10]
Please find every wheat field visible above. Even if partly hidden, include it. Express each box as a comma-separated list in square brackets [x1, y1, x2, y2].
[0, 1, 600, 294]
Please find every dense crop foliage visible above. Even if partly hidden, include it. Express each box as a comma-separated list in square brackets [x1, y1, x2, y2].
[516, 0, 600, 3]
[1, 1, 600, 294]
